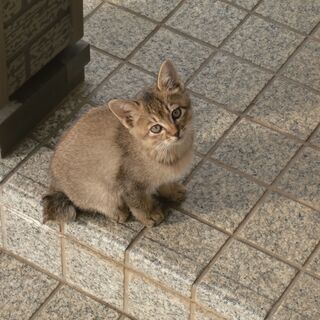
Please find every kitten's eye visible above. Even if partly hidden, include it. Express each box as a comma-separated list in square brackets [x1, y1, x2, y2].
[172, 107, 182, 120]
[150, 124, 163, 134]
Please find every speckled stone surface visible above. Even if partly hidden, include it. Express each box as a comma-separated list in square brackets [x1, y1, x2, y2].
[240, 192, 320, 265]
[30, 94, 85, 143]
[311, 128, 320, 147]
[83, 0, 102, 17]
[65, 240, 123, 308]
[308, 249, 320, 276]
[277, 147, 320, 209]
[255, 0, 320, 33]
[65, 212, 142, 262]
[183, 160, 265, 232]
[0, 138, 37, 182]
[313, 25, 320, 39]
[188, 51, 272, 112]
[131, 28, 212, 81]
[271, 274, 320, 320]
[213, 119, 301, 183]
[109, 0, 180, 21]
[76, 48, 120, 98]
[33, 285, 120, 320]
[196, 240, 296, 320]
[283, 40, 320, 92]
[90, 64, 155, 105]
[84, 3, 155, 58]
[230, 0, 259, 10]
[223, 16, 304, 70]
[248, 78, 320, 139]
[194, 307, 224, 320]
[127, 272, 190, 320]
[167, 0, 246, 46]
[192, 96, 237, 154]
[0, 252, 58, 320]
[128, 210, 227, 296]
[4, 210, 62, 276]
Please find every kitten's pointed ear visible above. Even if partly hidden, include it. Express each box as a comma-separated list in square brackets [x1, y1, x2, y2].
[157, 60, 184, 93]
[108, 99, 141, 129]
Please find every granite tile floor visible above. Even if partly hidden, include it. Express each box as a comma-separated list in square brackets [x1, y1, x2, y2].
[1, 0, 320, 319]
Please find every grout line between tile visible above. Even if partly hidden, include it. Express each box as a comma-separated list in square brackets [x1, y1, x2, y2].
[83, 0, 105, 22]
[28, 283, 62, 320]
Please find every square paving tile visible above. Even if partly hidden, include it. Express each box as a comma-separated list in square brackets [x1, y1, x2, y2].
[277, 147, 320, 209]
[66, 211, 142, 263]
[4, 210, 62, 276]
[76, 48, 120, 98]
[65, 240, 123, 308]
[167, 0, 246, 46]
[109, 0, 180, 21]
[271, 274, 320, 320]
[196, 240, 296, 320]
[83, 0, 102, 17]
[240, 192, 320, 265]
[308, 249, 320, 277]
[255, 0, 320, 34]
[183, 160, 265, 232]
[127, 272, 190, 320]
[283, 40, 320, 92]
[33, 285, 120, 320]
[90, 64, 155, 105]
[223, 16, 304, 70]
[130, 28, 212, 81]
[212, 119, 301, 183]
[84, 3, 156, 58]
[248, 78, 320, 139]
[188, 51, 272, 112]
[230, 0, 260, 10]
[0, 138, 37, 181]
[128, 210, 228, 296]
[0, 252, 58, 320]
[192, 96, 237, 154]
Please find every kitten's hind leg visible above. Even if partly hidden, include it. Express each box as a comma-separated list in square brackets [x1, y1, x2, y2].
[158, 182, 187, 203]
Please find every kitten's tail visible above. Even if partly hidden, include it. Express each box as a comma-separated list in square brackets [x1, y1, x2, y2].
[41, 191, 77, 223]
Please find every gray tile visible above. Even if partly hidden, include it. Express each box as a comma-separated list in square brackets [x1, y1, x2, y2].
[0, 138, 38, 181]
[83, 0, 102, 17]
[183, 161, 265, 232]
[109, 0, 180, 21]
[75, 48, 120, 98]
[248, 78, 320, 139]
[30, 94, 85, 142]
[192, 96, 237, 154]
[213, 119, 301, 183]
[195, 307, 224, 320]
[277, 147, 320, 209]
[313, 26, 320, 39]
[240, 192, 320, 265]
[283, 40, 320, 92]
[65, 211, 142, 263]
[131, 28, 212, 81]
[308, 249, 320, 277]
[167, 0, 246, 46]
[65, 240, 123, 308]
[33, 285, 119, 320]
[0, 252, 58, 320]
[90, 64, 155, 105]
[128, 210, 227, 296]
[230, 0, 259, 10]
[271, 274, 320, 320]
[224, 16, 304, 70]
[197, 240, 296, 320]
[4, 210, 62, 276]
[84, 3, 155, 58]
[256, 0, 320, 34]
[311, 128, 320, 147]
[127, 272, 190, 320]
[189, 51, 272, 112]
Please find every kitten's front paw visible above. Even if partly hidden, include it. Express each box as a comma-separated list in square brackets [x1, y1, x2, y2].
[159, 183, 187, 203]
[140, 208, 165, 227]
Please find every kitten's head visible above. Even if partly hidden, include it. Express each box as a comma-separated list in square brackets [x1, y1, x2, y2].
[108, 61, 193, 163]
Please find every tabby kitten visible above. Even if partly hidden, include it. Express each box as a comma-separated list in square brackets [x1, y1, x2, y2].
[42, 60, 193, 227]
